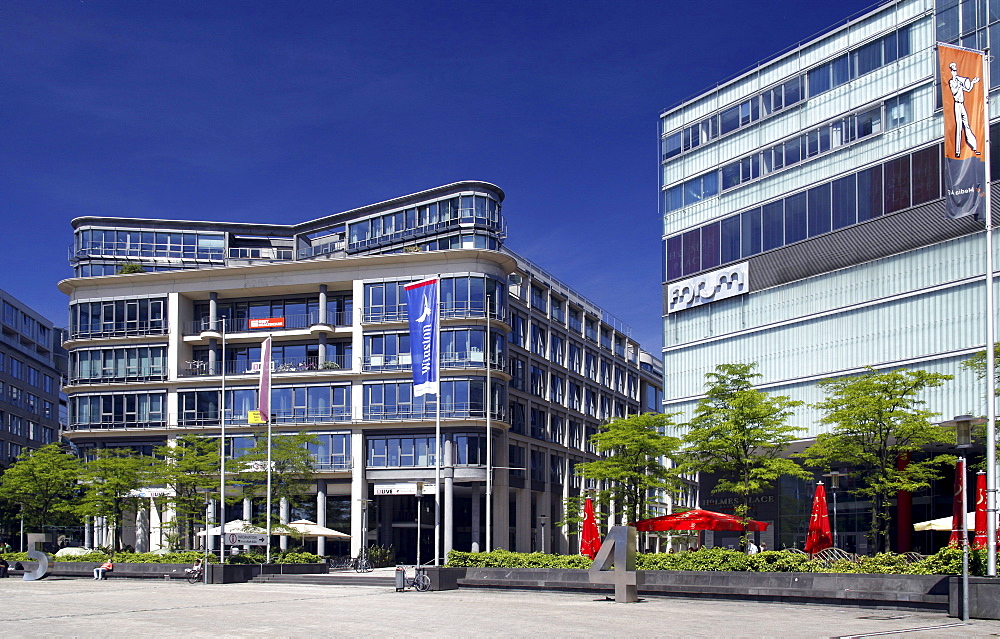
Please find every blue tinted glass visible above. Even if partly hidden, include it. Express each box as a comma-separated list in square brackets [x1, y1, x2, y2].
[936, 9, 958, 44]
[857, 165, 883, 221]
[720, 105, 740, 134]
[663, 133, 682, 159]
[664, 185, 683, 212]
[762, 201, 784, 250]
[832, 54, 851, 84]
[854, 40, 882, 76]
[884, 156, 911, 213]
[684, 179, 703, 205]
[807, 184, 832, 237]
[785, 192, 808, 243]
[722, 162, 741, 190]
[702, 172, 718, 197]
[832, 175, 857, 229]
[721, 216, 741, 263]
[808, 64, 831, 96]
[912, 145, 940, 205]
[682, 229, 701, 276]
[701, 222, 721, 269]
[666, 236, 683, 281]
[883, 31, 898, 64]
[741, 208, 762, 258]
[784, 76, 803, 105]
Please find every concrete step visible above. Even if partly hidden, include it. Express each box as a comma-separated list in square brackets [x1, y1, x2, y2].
[251, 574, 396, 587]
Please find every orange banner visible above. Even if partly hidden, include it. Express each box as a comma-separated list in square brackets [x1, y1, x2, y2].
[938, 43, 987, 220]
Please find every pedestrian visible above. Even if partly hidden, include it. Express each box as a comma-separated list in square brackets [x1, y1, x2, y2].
[760, 541, 767, 552]
[0, 557, 9, 578]
[747, 540, 759, 554]
[1, 541, 11, 554]
[93, 559, 114, 580]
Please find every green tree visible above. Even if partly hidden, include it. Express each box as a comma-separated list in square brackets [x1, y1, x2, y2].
[151, 435, 220, 550]
[0, 444, 82, 531]
[116, 261, 145, 274]
[234, 431, 318, 528]
[801, 367, 954, 554]
[677, 363, 808, 547]
[77, 448, 152, 552]
[570, 412, 681, 528]
[959, 341, 1000, 395]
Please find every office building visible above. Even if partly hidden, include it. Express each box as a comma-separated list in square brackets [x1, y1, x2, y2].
[660, 0, 1000, 552]
[61, 180, 663, 559]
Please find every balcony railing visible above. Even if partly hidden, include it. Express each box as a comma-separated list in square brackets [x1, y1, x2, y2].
[186, 311, 353, 336]
[363, 303, 507, 324]
[68, 367, 169, 385]
[179, 355, 351, 377]
[362, 351, 505, 372]
[68, 321, 168, 341]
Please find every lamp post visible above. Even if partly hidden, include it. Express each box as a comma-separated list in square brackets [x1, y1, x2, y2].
[538, 515, 549, 554]
[942, 415, 984, 622]
[822, 471, 846, 549]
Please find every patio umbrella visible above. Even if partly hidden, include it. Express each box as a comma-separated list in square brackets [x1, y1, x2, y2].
[580, 497, 601, 560]
[634, 509, 769, 532]
[914, 512, 977, 531]
[804, 482, 833, 554]
[196, 519, 268, 537]
[286, 519, 351, 539]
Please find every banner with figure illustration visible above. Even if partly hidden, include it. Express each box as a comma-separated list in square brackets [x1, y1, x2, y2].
[405, 277, 439, 396]
[938, 43, 987, 220]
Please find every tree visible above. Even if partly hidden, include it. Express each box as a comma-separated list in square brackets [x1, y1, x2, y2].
[234, 431, 318, 528]
[77, 448, 153, 552]
[959, 342, 1000, 395]
[801, 367, 954, 554]
[571, 412, 681, 528]
[116, 261, 145, 274]
[0, 444, 81, 531]
[677, 363, 808, 547]
[151, 435, 220, 550]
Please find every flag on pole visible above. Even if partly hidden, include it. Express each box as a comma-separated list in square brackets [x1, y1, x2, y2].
[938, 43, 987, 221]
[950, 456, 966, 546]
[258, 336, 272, 422]
[805, 482, 833, 554]
[404, 278, 439, 397]
[580, 497, 601, 560]
[975, 471, 988, 549]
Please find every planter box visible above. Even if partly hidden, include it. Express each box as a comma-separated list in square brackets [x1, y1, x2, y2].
[208, 563, 329, 584]
[949, 577, 1000, 620]
[10, 561, 327, 584]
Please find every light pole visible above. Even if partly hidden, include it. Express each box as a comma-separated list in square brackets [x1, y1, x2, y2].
[538, 515, 549, 554]
[219, 317, 227, 564]
[942, 415, 982, 622]
[822, 471, 846, 549]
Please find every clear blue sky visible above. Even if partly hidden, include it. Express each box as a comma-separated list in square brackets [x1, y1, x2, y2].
[1, 0, 879, 351]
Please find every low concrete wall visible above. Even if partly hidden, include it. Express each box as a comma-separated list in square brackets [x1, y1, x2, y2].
[949, 577, 1000, 620]
[423, 567, 465, 591]
[10, 561, 327, 584]
[208, 563, 328, 584]
[456, 568, 950, 610]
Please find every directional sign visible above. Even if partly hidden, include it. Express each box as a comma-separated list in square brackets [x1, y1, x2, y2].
[226, 532, 268, 546]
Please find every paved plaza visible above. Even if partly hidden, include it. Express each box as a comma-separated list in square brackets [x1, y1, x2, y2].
[4, 575, 1000, 638]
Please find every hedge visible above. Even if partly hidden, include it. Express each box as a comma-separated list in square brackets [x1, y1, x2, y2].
[446, 546, 982, 575]
[1, 551, 216, 564]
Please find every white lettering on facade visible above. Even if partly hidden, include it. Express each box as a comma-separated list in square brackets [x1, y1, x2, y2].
[667, 262, 749, 313]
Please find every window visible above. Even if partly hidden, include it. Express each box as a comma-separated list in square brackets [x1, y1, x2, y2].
[69, 298, 166, 339]
[530, 365, 546, 398]
[531, 325, 546, 357]
[367, 436, 437, 467]
[549, 333, 565, 365]
[530, 407, 546, 439]
[363, 282, 407, 322]
[509, 312, 526, 348]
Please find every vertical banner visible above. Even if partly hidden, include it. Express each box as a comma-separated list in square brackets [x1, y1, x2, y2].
[405, 278, 439, 396]
[258, 336, 272, 421]
[939, 43, 987, 220]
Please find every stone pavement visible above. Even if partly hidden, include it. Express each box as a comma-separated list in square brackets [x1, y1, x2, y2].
[4, 576, 1000, 637]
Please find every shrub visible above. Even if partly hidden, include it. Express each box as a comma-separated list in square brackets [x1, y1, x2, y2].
[275, 551, 322, 564]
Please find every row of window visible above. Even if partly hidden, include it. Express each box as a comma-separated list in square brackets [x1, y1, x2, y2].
[226, 432, 351, 471]
[1, 382, 54, 418]
[2, 301, 52, 348]
[347, 195, 502, 249]
[68, 298, 167, 339]
[363, 276, 506, 323]
[0, 353, 54, 393]
[70, 346, 168, 383]
[660, 23, 912, 162]
[366, 432, 489, 467]
[193, 296, 355, 332]
[73, 229, 225, 261]
[663, 92, 912, 214]
[937, 0, 1000, 91]
[664, 143, 945, 282]
[0, 412, 54, 442]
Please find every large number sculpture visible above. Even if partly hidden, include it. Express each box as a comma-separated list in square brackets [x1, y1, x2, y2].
[587, 525, 641, 603]
[22, 550, 52, 581]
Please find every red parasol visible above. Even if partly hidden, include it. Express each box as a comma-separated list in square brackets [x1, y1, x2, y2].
[580, 497, 601, 560]
[804, 482, 833, 554]
[974, 471, 988, 549]
[950, 457, 966, 547]
[634, 509, 769, 532]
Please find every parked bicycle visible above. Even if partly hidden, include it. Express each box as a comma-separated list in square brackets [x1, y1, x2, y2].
[185, 568, 204, 584]
[354, 555, 373, 573]
[395, 565, 430, 592]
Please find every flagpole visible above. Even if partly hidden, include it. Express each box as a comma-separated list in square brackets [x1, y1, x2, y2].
[485, 278, 493, 553]
[984, 45, 997, 578]
[219, 317, 227, 564]
[263, 334, 273, 564]
[434, 277, 442, 566]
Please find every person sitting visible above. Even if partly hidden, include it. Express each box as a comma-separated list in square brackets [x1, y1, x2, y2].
[0, 557, 9, 578]
[185, 559, 203, 576]
[93, 560, 113, 580]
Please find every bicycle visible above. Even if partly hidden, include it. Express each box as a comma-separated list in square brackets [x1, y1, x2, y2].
[354, 556, 373, 573]
[396, 566, 430, 592]
[185, 568, 204, 584]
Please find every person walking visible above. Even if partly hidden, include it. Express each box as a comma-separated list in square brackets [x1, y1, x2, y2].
[93, 559, 113, 580]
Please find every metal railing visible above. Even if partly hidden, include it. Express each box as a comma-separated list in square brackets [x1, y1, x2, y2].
[179, 355, 351, 377]
[67, 367, 169, 384]
[363, 303, 507, 324]
[67, 322, 168, 341]
[185, 311, 352, 336]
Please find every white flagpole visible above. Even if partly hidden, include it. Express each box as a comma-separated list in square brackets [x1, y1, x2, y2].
[264, 334, 274, 564]
[983, 46, 997, 578]
[219, 318, 227, 564]
[485, 278, 492, 553]
[434, 276, 442, 566]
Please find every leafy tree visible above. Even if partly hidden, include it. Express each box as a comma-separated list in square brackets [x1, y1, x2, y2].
[569, 412, 681, 528]
[801, 367, 954, 554]
[116, 261, 145, 274]
[0, 444, 82, 531]
[960, 341, 1000, 395]
[151, 435, 220, 550]
[677, 363, 808, 547]
[233, 431, 318, 528]
[77, 448, 153, 552]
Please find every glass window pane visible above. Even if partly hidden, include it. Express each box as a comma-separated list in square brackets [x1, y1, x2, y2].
[701, 221, 721, 270]
[720, 105, 740, 134]
[857, 165, 883, 221]
[682, 229, 701, 276]
[832, 174, 857, 229]
[721, 215, 741, 264]
[784, 192, 808, 243]
[911, 146, 941, 205]
[740, 208, 762, 257]
[762, 201, 784, 251]
[666, 236, 682, 281]
[884, 155, 911, 213]
[807, 183, 832, 237]
[809, 64, 831, 96]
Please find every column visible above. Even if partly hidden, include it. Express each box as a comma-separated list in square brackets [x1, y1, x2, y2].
[318, 284, 328, 324]
[206, 501, 216, 552]
[135, 507, 149, 553]
[444, 439, 454, 559]
[350, 429, 366, 558]
[318, 333, 327, 368]
[470, 484, 481, 552]
[279, 497, 289, 551]
[208, 337, 218, 374]
[492, 431, 510, 550]
[243, 498, 252, 551]
[149, 499, 163, 551]
[538, 455, 552, 554]
[84, 517, 93, 549]
[209, 292, 218, 328]
[559, 457, 571, 554]
[515, 487, 531, 552]
[316, 479, 328, 556]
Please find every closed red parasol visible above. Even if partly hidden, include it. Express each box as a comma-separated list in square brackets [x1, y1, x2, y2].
[633, 509, 769, 532]
[804, 482, 833, 554]
[580, 497, 601, 560]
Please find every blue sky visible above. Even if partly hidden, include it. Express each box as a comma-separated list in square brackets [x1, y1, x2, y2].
[1, 0, 878, 351]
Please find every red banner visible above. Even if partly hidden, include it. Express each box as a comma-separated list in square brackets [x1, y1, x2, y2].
[249, 317, 285, 329]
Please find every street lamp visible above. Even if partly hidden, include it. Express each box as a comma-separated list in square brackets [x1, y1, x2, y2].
[941, 414, 986, 622]
[822, 470, 846, 549]
[538, 515, 549, 554]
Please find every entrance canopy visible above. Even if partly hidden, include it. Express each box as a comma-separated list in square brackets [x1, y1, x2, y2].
[634, 509, 769, 532]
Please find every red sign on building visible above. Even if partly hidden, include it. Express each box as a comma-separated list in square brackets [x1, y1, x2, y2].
[248, 317, 285, 329]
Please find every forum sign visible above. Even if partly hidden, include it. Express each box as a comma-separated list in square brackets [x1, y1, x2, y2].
[667, 262, 748, 313]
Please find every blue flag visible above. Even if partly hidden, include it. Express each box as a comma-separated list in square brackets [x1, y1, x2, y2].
[405, 278, 439, 396]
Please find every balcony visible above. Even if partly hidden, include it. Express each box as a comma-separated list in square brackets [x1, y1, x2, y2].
[178, 355, 351, 377]
[363, 303, 508, 324]
[67, 321, 168, 341]
[186, 311, 352, 336]
[67, 366, 169, 385]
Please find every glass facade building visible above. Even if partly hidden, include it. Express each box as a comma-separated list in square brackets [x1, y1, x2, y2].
[660, 0, 1000, 553]
[61, 181, 662, 560]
